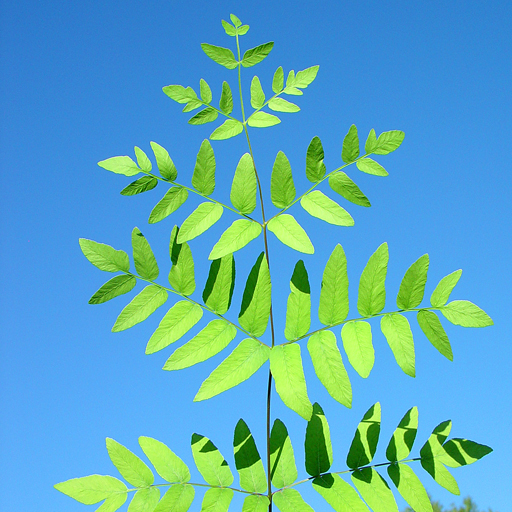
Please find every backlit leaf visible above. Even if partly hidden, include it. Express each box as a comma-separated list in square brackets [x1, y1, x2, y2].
[356, 157, 388, 177]
[438, 438, 492, 468]
[301, 190, 354, 226]
[98, 156, 140, 177]
[153, 485, 194, 512]
[95, 493, 127, 512]
[397, 254, 429, 310]
[210, 119, 244, 140]
[329, 172, 371, 207]
[365, 129, 378, 154]
[381, 313, 415, 377]
[219, 81, 234, 114]
[120, 176, 158, 196]
[230, 153, 257, 214]
[191, 434, 233, 486]
[201, 43, 238, 69]
[305, 136, 326, 182]
[127, 488, 159, 512]
[221, 19, 236, 36]
[267, 215, 314, 254]
[271, 151, 295, 208]
[230, 14, 242, 27]
[374, 130, 405, 155]
[192, 140, 216, 196]
[342, 124, 359, 163]
[182, 99, 202, 112]
[162, 85, 197, 104]
[247, 111, 281, 128]
[387, 464, 432, 512]
[386, 407, 418, 462]
[430, 269, 462, 307]
[132, 227, 159, 280]
[293, 65, 319, 88]
[357, 242, 388, 316]
[305, 403, 333, 475]
[269, 419, 297, 488]
[188, 107, 218, 125]
[243, 495, 270, 512]
[177, 202, 223, 243]
[351, 468, 398, 512]
[134, 146, 152, 173]
[148, 187, 188, 224]
[89, 275, 136, 305]
[168, 229, 195, 296]
[106, 438, 154, 487]
[199, 78, 212, 103]
[242, 42, 274, 67]
[313, 473, 370, 512]
[200, 488, 233, 512]
[285, 260, 311, 341]
[250, 76, 265, 108]
[203, 254, 236, 314]
[209, 220, 261, 260]
[341, 321, 374, 378]
[347, 403, 381, 469]
[54, 475, 127, 505]
[268, 97, 300, 113]
[441, 300, 493, 327]
[79, 239, 130, 273]
[273, 489, 314, 512]
[417, 310, 453, 360]
[272, 66, 284, 93]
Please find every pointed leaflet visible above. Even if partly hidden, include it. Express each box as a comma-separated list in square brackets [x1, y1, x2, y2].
[250, 76, 265, 108]
[120, 176, 158, 196]
[342, 124, 360, 163]
[191, 434, 233, 486]
[79, 239, 130, 273]
[351, 468, 399, 512]
[347, 403, 381, 469]
[163, 319, 237, 371]
[247, 111, 281, 128]
[182, 99, 202, 113]
[146, 301, 203, 354]
[221, 19, 236, 36]
[430, 269, 462, 307]
[150, 141, 177, 181]
[188, 107, 218, 125]
[305, 403, 333, 476]
[273, 489, 314, 512]
[148, 187, 188, 224]
[98, 156, 140, 177]
[168, 227, 195, 296]
[374, 130, 405, 155]
[381, 313, 415, 377]
[230, 13, 242, 27]
[162, 85, 197, 104]
[219, 81, 233, 114]
[200, 488, 233, 512]
[238, 252, 271, 337]
[268, 97, 300, 113]
[132, 227, 159, 280]
[386, 407, 419, 462]
[203, 254, 236, 314]
[417, 310, 453, 360]
[54, 476, 127, 505]
[438, 438, 492, 468]
[341, 321, 374, 378]
[95, 494, 127, 512]
[201, 43, 238, 69]
[243, 495, 270, 512]
[357, 242, 388, 316]
[267, 215, 314, 254]
[106, 438, 154, 487]
[192, 140, 216, 196]
[365, 129, 378, 153]
[313, 474, 370, 512]
[138, 437, 190, 483]
[231, 153, 257, 214]
[242, 42, 274, 67]
[210, 119, 244, 140]
[209, 220, 261, 260]
[270, 344, 313, 420]
[301, 191, 354, 226]
[285, 260, 311, 341]
[134, 146, 152, 173]
[397, 254, 429, 309]
[269, 419, 297, 487]
[237, 25, 250, 36]
[306, 136, 326, 182]
[308, 331, 352, 408]
[199, 78, 212, 103]
[329, 172, 371, 207]
[233, 419, 267, 492]
[356, 158, 388, 177]
[127, 488, 160, 512]
[272, 66, 284, 93]
[153, 485, 194, 512]
[441, 300, 493, 327]
[388, 464, 433, 512]
[112, 285, 168, 332]
[177, 202, 223, 243]
[319, 244, 349, 325]
[294, 65, 320, 88]
[89, 275, 136, 304]
[271, 151, 296, 208]
[194, 338, 270, 401]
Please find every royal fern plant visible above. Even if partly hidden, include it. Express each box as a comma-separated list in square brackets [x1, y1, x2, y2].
[55, 14, 493, 512]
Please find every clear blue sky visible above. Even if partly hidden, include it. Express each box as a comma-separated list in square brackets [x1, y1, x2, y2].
[1, 1, 510, 511]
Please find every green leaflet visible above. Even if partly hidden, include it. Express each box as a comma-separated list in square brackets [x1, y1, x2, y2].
[200, 488, 233, 512]
[356, 157, 388, 177]
[106, 438, 154, 487]
[138, 436, 190, 483]
[247, 111, 281, 127]
[441, 300, 493, 327]
[313, 474, 370, 512]
[146, 301, 203, 354]
[351, 468, 399, 512]
[132, 227, 159, 280]
[163, 319, 237, 371]
[230, 14, 242, 27]
[221, 19, 236, 36]
[417, 310, 453, 360]
[201, 43, 238, 69]
[386, 407, 419, 462]
[319, 244, 349, 325]
[271, 151, 296, 208]
[342, 124, 360, 163]
[237, 25, 250, 36]
[127, 487, 160, 512]
[305, 136, 326, 183]
[381, 313, 416, 377]
[308, 331, 352, 408]
[233, 419, 267, 493]
[285, 260, 311, 341]
[238, 252, 271, 337]
[270, 344, 313, 420]
[54, 475, 127, 505]
[430, 269, 462, 307]
[182, 99, 202, 113]
[194, 338, 270, 401]
[203, 254, 236, 314]
[230, 153, 257, 214]
[273, 489, 314, 512]
[95, 493, 127, 512]
[210, 119, 244, 140]
[188, 107, 218, 125]
[199, 78, 212, 103]
[148, 187, 188, 224]
[168, 228, 195, 296]
[192, 140, 216, 196]
[250, 76, 265, 108]
[438, 438, 492, 468]
[305, 403, 333, 476]
[150, 141, 178, 180]
[243, 495, 270, 512]
[373, 130, 405, 155]
[98, 155, 140, 177]
[79, 239, 130, 273]
[329, 172, 371, 207]
[177, 202, 223, 243]
[272, 66, 284, 93]
[357, 242, 388, 317]
[341, 321, 374, 378]
[209, 220, 262, 260]
[388, 464, 433, 512]
[269, 419, 297, 487]
[191, 434, 233, 486]
[153, 484, 194, 512]
[112, 285, 168, 332]
[162, 85, 197, 104]
[347, 403, 381, 469]
[285, 65, 319, 90]
[301, 190, 354, 227]
[365, 129, 377, 153]
[219, 81, 234, 114]
[242, 42, 274, 67]
[89, 275, 136, 304]
[134, 146, 152, 173]
[267, 215, 314, 254]
[397, 254, 429, 309]
[120, 176, 158, 196]
[268, 97, 300, 113]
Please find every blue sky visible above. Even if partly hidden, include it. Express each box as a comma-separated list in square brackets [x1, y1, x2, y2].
[1, 1, 511, 511]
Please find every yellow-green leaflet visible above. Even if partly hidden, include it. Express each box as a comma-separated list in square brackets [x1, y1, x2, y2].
[267, 215, 314, 254]
[301, 190, 354, 226]
[190, 434, 233, 486]
[347, 403, 381, 469]
[106, 438, 154, 487]
[177, 202, 223, 243]
[200, 488, 233, 512]
[381, 313, 416, 377]
[284, 260, 311, 341]
[341, 321, 374, 378]
[386, 407, 418, 462]
[209, 220, 261, 260]
[313, 474, 370, 512]
[269, 419, 297, 488]
[153, 485, 194, 512]
[351, 468, 399, 512]
[304, 403, 333, 475]
[273, 488, 314, 512]
[388, 464, 433, 512]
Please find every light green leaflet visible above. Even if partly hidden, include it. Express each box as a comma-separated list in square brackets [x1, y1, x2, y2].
[430, 269, 462, 307]
[342, 124, 360, 163]
[357, 242, 388, 317]
[194, 338, 270, 401]
[341, 321, 374, 378]
[267, 215, 314, 254]
[209, 220, 262, 260]
[163, 320, 237, 371]
[230, 13, 242, 27]
[241, 42, 274, 67]
[153, 485, 194, 512]
[219, 81, 234, 115]
[177, 202, 223, 243]
[233, 419, 267, 492]
[373, 130, 405, 155]
[438, 438, 492, 468]
[80, 239, 130, 273]
[301, 190, 354, 226]
[417, 310, 453, 360]
[388, 464, 432, 512]
[128, 487, 160, 512]
[54, 475, 127, 505]
[285, 65, 319, 89]
[250, 76, 265, 108]
[351, 468, 399, 512]
[365, 129, 378, 153]
[397, 254, 429, 309]
[319, 244, 349, 325]
[191, 434, 233, 486]
[148, 187, 188, 224]
[190, 109, 218, 126]
[162, 84, 197, 104]
[112, 285, 168, 332]
[145, 301, 203, 354]
[269, 419, 297, 488]
[95, 493, 127, 512]
[150, 141, 177, 180]
[221, 20, 236, 37]
[441, 300, 493, 327]
[356, 157, 388, 177]
[89, 275, 136, 305]
[386, 407, 418, 462]
[270, 344, 313, 420]
[200, 488, 233, 512]
[313, 474, 370, 512]
[134, 146, 152, 172]
[243, 495, 270, 512]
[203, 254, 235, 314]
[211, 119, 244, 140]
[284, 260, 311, 341]
[308, 331, 352, 408]
[199, 78, 212, 103]
[381, 313, 415, 377]
[132, 227, 159, 280]
[201, 43, 238, 69]
[98, 155, 140, 177]
[168, 231, 195, 296]
[347, 403, 381, 469]
[238, 253, 271, 337]
[329, 172, 371, 207]
[305, 403, 333, 475]
[268, 97, 300, 112]
[272, 66, 284, 93]
[305, 136, 326, 182]
[273, 489, 314, 512]
[247, 111, 281, 127]
[192, 139, 216, 195]
[270, 151, 295, 208]
[120, 176, 158, 196]
[106, 438, 154, 487]
[230, 153, 257, 214]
